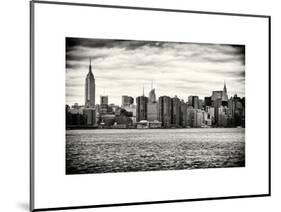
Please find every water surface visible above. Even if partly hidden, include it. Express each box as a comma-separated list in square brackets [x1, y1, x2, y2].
[66, 128, 245, 174]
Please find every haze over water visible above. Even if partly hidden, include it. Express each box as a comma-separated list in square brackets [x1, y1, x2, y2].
[66, 128, 245, 174]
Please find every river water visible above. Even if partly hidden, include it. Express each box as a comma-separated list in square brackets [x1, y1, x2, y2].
[66, 128, 245, 174]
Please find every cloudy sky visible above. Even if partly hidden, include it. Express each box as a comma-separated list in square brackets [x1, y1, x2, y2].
[66, 37, 245, 106]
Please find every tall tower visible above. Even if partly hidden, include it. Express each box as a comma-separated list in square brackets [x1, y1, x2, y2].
[223, 81, 227, 93]
[148, 81, 156, 103]
[158, 96, 172, 127]
[136, 95, 148, 122]
[222, 81, 228, 101]
[85, 58, 95, 108]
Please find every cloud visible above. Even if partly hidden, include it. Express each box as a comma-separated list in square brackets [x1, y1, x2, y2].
[66, 37, 245, 106]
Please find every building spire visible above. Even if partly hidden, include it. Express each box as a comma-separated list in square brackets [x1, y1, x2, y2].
[88, 57, 93, 75]
[223, 81, 227, 93]
[151, 80, 153, 90]
[142, 84, 144, 96]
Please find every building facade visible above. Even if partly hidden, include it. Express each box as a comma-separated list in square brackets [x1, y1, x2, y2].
[158, 96, 172, 127]
[83, 108, 96, 126]
[85, 58, 95, 108]
[121, 95, 134, 107]
[171, 96, 181, 126]
[100, 95, 108, 105]
[188, 96, 199, 109]
[136, 96, 148, 121]
[100, 95, 109, 114]
[147, 102, 158, 121]
[148, 88, 156, 103]
[180, 100, 188, 127]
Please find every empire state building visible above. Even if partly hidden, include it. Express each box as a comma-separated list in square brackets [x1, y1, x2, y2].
[85, 58, 95, 108]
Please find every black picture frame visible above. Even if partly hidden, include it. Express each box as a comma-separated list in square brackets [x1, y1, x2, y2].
[30, 1, 271, 211]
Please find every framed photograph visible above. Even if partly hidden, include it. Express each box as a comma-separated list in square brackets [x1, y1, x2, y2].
[30, 0, 271, 211]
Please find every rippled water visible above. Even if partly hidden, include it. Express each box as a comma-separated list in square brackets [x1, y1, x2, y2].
[66, 128, 245, 174]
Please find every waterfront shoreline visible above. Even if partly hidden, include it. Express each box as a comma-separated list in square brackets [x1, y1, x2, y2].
[66, 126, 245, 130]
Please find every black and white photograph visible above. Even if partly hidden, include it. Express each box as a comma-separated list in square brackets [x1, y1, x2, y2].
[27, 1, 271, 211]
[65, 37, 246, 175]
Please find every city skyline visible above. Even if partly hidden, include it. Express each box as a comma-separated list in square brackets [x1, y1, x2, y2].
[66, 37, 245, 106]
[66, 38, 246, 174]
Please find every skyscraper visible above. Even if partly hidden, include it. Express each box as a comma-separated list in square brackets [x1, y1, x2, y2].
[100, 95, 109, 115]
[158, 96, 172, 127]
[85, 58, 95, 108]
[136, 96, 148, 122]
[204, 96, 212, 107]
[171, 96, 181, 126]
[188, 96, 199, 109]
[83, 108, 96, 126]
[147, 102, 158, 121]
[148, 81, 156, 103]
[228, 94, 244, 127]
[211, 82, 229, 125]
[148, 89, 156, 103]
[211, 82, 228, 102]
[213, 98, 222, 126]
[222, 81, 228, 102]
[147, 82, 158, 121]
[100, 95, 108, 105]
[121, 95, 134, 107]
[180, 100, 188, 127]
[193, 109, 204, 128]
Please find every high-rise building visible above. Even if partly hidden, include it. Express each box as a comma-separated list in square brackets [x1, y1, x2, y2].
[148, 81, 156, 103]
[100, 95, 108, 105]
[85, 58, 95, 108]
[211, 91, 223, 102]
[211, 82, 228, 103]
[205, 106, 215, 126]
[199, 99, 203, 109]
[211, 82, 230, 125]
[158, 96, 172, 127]
[180, 100, 188, 127]
[222, 82, 229, 102]
[218, 106, 231, 127]
[213, 98, 222, 126]
[186, 106, 194, 127]
[121, 95, 134, 107]
[204, 96, 212, 107]
[147, 102, 158, 121]
[203, 109, 211, 126]
[193, 109, 203, 128]
[228, 94, 245, 127]
[188, 96, 199, 109]
[100, 95, 109, 115]
[136, 96, 148, 121]
[147, 82, 158, 121]
[148, 89, 156, 103]
[83, 108, 96, 126]
[171, 96, 181, 126]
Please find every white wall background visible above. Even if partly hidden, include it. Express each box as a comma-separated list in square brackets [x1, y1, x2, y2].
[0, 0, 280, 212]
